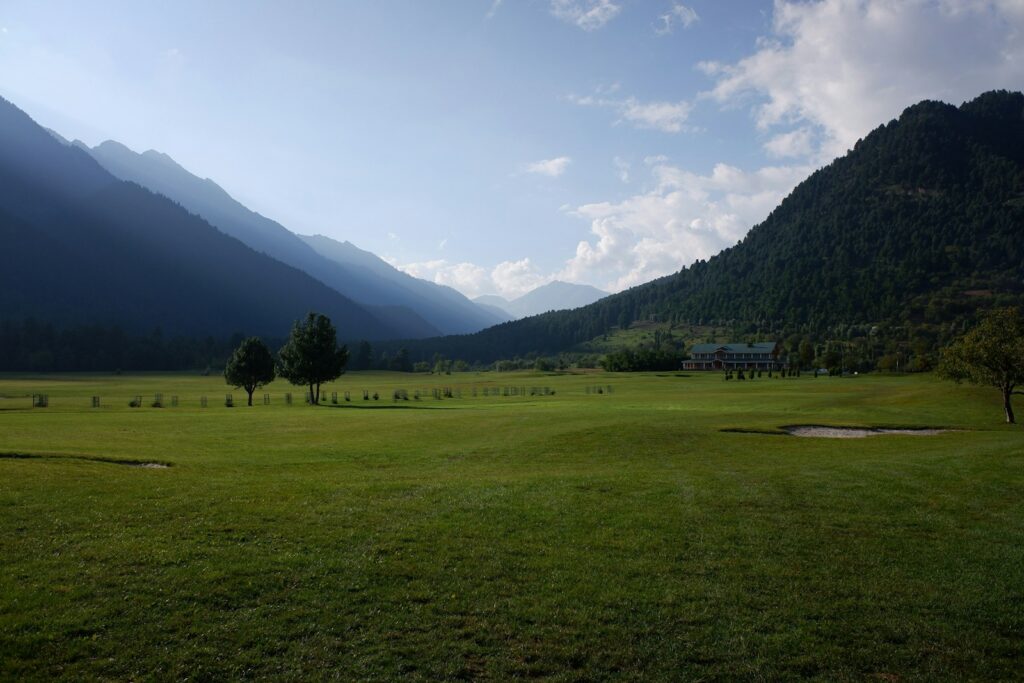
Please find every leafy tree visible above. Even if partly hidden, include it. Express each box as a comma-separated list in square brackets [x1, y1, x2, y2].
[277, 313, 349, 405]
[224, 337, 277, 406]
[938, 307, 1024, 423]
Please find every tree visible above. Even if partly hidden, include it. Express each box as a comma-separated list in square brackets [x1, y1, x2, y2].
[277, 313, 349, 405]
[938, 307, 1024, 424]
[224, 337, 276, 406]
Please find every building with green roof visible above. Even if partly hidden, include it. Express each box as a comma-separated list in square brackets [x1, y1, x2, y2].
[683, 342, 784, 371]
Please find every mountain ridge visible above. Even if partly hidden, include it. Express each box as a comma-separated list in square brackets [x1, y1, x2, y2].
[84, 140, 502, 336]
[473, 281, 608, 319]
[0, 95, 401, 340]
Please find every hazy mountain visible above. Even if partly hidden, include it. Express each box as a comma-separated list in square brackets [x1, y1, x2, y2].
[472, 297, 516, 321]
[300, 234, 509, 330]
[0, 96, 399, 339]
[378, 90, 1024, 362]
[473, 281, 608, 319]
[84, 141, 501, 336]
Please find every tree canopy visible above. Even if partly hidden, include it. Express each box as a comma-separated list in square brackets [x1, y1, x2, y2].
[277, 313, 349, 405]
[224, 336, 276, 406]
[938, 307, 1024, 423]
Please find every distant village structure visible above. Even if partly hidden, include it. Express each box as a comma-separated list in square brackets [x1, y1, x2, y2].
[683, 342, 785, 371]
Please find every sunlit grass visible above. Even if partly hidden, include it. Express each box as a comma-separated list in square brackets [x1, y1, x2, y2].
[1, 371, 1021, 679]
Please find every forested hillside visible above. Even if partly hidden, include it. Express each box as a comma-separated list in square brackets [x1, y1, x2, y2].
[378, 91, 1024, 364]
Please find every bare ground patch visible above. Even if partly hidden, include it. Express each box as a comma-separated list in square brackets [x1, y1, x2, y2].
[782, 426, 949, 438]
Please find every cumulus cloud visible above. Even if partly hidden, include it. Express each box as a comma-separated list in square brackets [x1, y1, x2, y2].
[763, 127, 815, 158]
[558, 158, 810, 291]
[398, 259, 491, 298]
[656, 3, 699, 35]
[396, 257, 554, 299]
[551, 0, 622, 31]
[491, 258, 553, 297]
[702, 0, 1024, 160]
[400, 156, 807, 297]
[524, 156, 572, 177]
[571, 92, 693, 133]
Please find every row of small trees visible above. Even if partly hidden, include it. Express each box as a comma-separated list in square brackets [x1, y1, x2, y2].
[224, 313, 348, 406]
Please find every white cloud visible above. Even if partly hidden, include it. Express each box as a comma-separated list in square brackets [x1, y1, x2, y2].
[491, 258, 553, 298]
[399, 259, 491, 298]
[438, 238, 448, 250]
[571, 93, 693, 133]
[657, 4, 699, 35]
[558, 158, 810, 291]
[551, 0, 622, 31]
[702, 0, 1024, 160]
[763, 127, 815, 158]
[387, 232, 399, 241]
[395, 257, 554, 299]
[620, 97, 693, 132]
[524, 156, 572, 177]
[486, 0, 503, 19]
[396, 158, 808, 298]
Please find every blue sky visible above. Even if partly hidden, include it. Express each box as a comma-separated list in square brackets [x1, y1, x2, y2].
[1, 1, 1022, 298]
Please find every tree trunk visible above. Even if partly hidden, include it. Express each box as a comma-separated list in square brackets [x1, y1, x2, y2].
[1004, 386, 1016, 424]
[315, 383, 321, 405]
[247, 388, 254, 407]
[309, 383, 315, 405]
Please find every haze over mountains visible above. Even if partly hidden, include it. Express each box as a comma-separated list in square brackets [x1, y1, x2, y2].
[474, 281, 607, 319]
[0, 96, 402, 340]
[81, 139, 507, 337]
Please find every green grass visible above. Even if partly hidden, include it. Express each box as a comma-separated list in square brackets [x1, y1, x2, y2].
[1, 371, 1022, 680]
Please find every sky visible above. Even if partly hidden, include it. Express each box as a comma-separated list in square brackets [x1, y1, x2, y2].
[1, 0, 1022, 299]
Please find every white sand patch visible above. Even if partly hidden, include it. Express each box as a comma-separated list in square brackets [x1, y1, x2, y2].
[130, 462, 170, 468]
[785, 426, 947, 438]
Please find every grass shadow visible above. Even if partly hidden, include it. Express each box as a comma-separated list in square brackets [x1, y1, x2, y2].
[0, 452, 172, 468]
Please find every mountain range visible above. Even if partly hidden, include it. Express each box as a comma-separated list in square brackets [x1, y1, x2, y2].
[0, 96, 405, 340]
[4, 90, 1021, 367]
[474, 281, 607, 319]
[79, 139, 506, 337]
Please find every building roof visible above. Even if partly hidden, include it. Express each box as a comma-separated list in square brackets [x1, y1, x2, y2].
[690, 342, 779, 354]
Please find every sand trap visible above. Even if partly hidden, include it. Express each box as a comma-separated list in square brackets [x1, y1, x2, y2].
[131, 462, 170, 468]
[784, 426, 947, 438]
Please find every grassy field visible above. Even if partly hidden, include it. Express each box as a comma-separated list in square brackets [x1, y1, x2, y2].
[1, 370, 1021, 680]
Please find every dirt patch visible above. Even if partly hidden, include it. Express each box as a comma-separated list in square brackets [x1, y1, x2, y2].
[783, 426, 948, 438]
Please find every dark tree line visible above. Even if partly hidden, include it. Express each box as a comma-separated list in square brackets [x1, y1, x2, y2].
[0, 319, 257, 372]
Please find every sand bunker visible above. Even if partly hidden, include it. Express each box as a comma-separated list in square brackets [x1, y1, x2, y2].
[131, 462, 170, 468]
[784, 426, 947, 438]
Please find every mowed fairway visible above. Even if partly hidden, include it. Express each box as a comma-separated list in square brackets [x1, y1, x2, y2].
[1, 371, 1022, 680]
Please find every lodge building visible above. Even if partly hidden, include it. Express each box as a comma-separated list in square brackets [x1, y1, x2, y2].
[683, 342, 785, 371]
